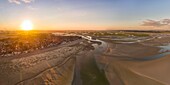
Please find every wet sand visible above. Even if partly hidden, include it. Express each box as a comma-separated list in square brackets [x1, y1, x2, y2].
[96, 34, 170, 85]
[1, 33, 170, 85]
[0, 39, 85, 85]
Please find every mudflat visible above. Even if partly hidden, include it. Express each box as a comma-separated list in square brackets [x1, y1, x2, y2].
[1, 32, 170, 85]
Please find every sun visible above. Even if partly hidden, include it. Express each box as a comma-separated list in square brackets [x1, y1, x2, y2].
[21, 20, 33, 31]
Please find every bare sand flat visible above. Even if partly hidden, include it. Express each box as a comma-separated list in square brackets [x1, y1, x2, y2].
[94, 34, 170, 85]
[1, 33, 170, 85]
[0, 40, 85, 85]
[129, 54, 170, 84]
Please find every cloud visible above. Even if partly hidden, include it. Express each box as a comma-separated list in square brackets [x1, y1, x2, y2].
[22, 0, 33, 3]
[162, 19, 170, 24]
[8, 0, 34, 4]
[141, 19, 170, 27]
[8, 0, 21, 4]
[27, 5, 38, 10]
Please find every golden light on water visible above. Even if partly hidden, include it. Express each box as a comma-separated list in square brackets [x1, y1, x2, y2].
[21, 20, 33, 31]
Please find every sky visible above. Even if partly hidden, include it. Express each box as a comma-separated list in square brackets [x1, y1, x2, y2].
[1, 0, 170, 30]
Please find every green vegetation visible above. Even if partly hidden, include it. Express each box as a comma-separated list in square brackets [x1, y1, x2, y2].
[80, 58, 109, 85]
[128, 33, 149, 37]
[88, 32, 149, 37]
[0, 32, 81, 57]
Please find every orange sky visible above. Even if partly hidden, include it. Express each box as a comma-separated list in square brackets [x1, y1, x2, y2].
[1, 0, 170, 30]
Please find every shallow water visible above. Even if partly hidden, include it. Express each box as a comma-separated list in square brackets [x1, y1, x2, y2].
[90, 36, 170, 62]
[127, 44, 170, 61]
[159, 43, 170, 52]
[72, 35, 109, 85]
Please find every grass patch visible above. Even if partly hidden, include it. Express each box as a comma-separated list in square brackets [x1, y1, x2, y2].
[88, 32, 149, 37]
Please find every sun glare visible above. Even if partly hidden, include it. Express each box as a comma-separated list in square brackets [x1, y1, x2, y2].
[21, 20, 33, 31]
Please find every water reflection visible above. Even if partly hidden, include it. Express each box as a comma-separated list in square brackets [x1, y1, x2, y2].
[80, 35, 107, 52]
[127, 44, 170, 61]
